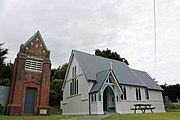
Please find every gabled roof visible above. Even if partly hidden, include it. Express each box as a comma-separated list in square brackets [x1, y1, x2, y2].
[132, 69, 163, 91]
[90, 69, 109, 93]
[73, 50, 146, 87]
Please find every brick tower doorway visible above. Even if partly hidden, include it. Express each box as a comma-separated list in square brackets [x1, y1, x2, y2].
[24, 88, 37, 114]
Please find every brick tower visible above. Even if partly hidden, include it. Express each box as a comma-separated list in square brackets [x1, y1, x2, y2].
[6, 31, 51, 116]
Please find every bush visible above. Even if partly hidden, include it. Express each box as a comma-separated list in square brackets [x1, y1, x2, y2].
[0, 104, 4, 115]
[165, 103, 180, 109]
[0, 78, 10, 86]
[49, 79, 63, 106]
[50, 106, 62, 115]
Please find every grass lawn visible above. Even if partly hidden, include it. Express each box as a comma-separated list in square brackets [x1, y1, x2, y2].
[103, 110, 180, 120]
[0, 114, 85, 120]
[0, 108, 180, 120]
[0, 107, 85, 120]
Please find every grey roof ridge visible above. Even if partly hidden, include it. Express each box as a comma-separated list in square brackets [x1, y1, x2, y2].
[73, 49, 127, 65]
[90, 69, 110, 93]
[131, 69, 147, 87]
[23, 31, 50, 52]
[131, 69, 147, 74]
[72, 49, 128, 81]
[73, 50, 148, 88]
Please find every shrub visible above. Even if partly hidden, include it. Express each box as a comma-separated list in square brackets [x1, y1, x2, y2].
[165, 103, 180, 109]
[0, 104, 4, 115]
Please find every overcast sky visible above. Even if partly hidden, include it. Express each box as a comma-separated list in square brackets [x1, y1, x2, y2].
[0, 0, 180, 85]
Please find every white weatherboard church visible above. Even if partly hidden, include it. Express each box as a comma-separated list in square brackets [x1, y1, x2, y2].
[61, 50, 165, 114]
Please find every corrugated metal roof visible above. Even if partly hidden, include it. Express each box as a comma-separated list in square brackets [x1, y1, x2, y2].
[73, 50, 146, 87]
[90, 69, 109, 93]
[132, 69, 163, 91]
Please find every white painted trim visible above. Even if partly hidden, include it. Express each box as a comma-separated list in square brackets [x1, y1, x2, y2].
[109, 70, 122, 92]
[81, 99, 88, 101]
[62, 51, 75, 91]
[62, 102, 67, 105]
[99, 69, 122, 94]
[67, 94, 81, 99]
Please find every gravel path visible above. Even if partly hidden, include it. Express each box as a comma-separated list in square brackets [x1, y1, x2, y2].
[62, 115, 110, 120]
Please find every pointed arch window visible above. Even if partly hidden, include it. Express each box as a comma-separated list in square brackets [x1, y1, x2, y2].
[136, 88, 138, 100]
[70, 65, 78, 96]
[99, 93, 101, 101]
[117, 95, 119, 102]
[72, 67, 74, 78]
[145, 88, 149, 99]
[70, 82, 72, 95]
[74, 66, 76, 77]
[91, 95, 94, 102]
[120, 86, 127, 100]
[136, 88, 141, 100]
[76, 79, 78, 94]
[139, 89, 141, 100]
[94, 94, 96, 101]
[124, 87, 127, 100]
[91, 94, 97, 102]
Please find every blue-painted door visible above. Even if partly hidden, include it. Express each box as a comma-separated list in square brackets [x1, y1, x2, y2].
[103, 88, 108, 111]
[24, 88, 37, 114]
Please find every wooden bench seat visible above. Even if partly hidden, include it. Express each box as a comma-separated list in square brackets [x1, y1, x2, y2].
[131, 107, 156, 113]
[141, 107, 156, 110]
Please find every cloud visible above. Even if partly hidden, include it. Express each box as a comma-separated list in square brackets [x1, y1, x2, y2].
[0, 0, 180, 84]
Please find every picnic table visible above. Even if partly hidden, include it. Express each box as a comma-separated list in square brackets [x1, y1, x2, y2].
[131, 103, 155, 114]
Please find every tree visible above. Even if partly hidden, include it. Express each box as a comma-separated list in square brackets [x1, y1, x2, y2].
[49, 63, 68, 107]
[0, 62, 13, 86]
[1, 62, 13, 79]
[0, 43, 8, 78]
[53, 63, 68, 80]
[50, 68, 56, 82]
[161, 84, 180, 102]
[95, 48, 129, 65]
[0, 43, 12, 86]
[0, 104, 4, 115]
[49, 79, 64, 106]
